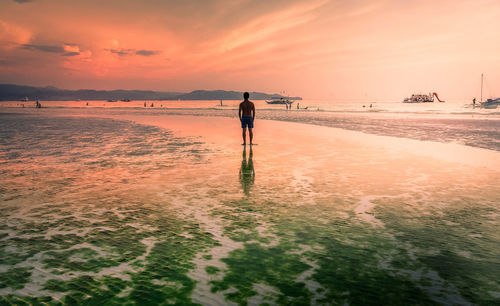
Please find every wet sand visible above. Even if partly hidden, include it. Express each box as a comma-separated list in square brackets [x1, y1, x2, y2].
[1, 110, 499, 304]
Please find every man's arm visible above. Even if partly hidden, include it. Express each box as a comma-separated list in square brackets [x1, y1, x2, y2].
[252, 103, 255, 120]
[239, 104, 242, 120]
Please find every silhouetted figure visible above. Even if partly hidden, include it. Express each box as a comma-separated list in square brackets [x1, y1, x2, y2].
[473, 98, 476, 107]
[239, 92, 255, 145]
[144, 102, 147, 107]
[150, 103, 154, 107]
[35, 98, 41, 108]
[297, 103, 300, 109]
[239, 146, 255, 196]
[86, 102, 89, 106]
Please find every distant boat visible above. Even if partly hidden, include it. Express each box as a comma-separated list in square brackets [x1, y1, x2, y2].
[481, 98, 500, 109]
[266, 97, 295, 104]
[478, 74, 499, 109]
[402, 92, 445, 103]
[107, 99, 117, 102]
[20, 96, 29, 102]
[121, 98, 131, 102]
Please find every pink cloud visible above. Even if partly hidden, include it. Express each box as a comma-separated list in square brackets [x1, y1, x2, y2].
[0, 20, 31, 50]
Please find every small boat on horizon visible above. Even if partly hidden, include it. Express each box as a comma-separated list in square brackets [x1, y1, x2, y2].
[402, 92, 445, 103]
[121, 98, 131, 102]
[481, 98, 500, 109]
[107, 99, 117, 102]
[477, 74, 499, 109]
[266, 97, 295, 104]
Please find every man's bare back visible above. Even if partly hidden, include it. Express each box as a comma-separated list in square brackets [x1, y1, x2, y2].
[239, 100, 255, 117]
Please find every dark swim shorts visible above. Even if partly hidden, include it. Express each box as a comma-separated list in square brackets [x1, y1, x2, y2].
[240, 116, 254, 128]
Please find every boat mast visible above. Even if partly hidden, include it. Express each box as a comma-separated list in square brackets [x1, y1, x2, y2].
[481, 73, 483, 103]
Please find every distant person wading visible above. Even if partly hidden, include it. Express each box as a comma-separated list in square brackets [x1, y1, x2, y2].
[239, 92, 255, 146]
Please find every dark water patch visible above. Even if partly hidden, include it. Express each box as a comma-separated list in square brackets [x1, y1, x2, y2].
[211, 242, 312, 305]
[374, 197, 500, 305]
[0, 294, 54, 305]
[421, 251, 500, 305]
[0, 267, 32, 290]
[43, 248, 118, 273]
[0, 233, 86, 266]
[205, 266, 220, 275]
[308, 236, 435, 305]
[44, 275, 129, 304]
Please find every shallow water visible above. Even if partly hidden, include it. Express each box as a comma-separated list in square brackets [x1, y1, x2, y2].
[2, 101, 499, 152]
[1, 98, 498, 114]
[154, 108, 500, 152]
[0, 109, 499, 305]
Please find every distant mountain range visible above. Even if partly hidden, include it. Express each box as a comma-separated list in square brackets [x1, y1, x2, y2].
[0, 84, 302, 101]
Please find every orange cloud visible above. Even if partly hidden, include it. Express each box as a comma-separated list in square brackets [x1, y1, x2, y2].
[0, 19, 31, 49]
[0, 0, 498, 99]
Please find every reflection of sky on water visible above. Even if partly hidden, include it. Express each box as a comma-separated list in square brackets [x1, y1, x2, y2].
[0, 110, 499, 305]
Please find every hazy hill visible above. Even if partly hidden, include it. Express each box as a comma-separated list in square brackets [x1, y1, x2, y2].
[177, 90, 301, 100]
[0, 84, 301, 101]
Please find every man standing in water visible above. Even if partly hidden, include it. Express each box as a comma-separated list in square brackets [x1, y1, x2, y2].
[239, 92, 255, 145]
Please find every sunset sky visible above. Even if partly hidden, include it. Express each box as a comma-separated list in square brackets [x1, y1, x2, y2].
[0, 0, 499, 100]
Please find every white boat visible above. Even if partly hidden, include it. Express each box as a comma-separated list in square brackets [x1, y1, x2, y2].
[477, 74, 499, 108]
[266, 97, 294, 104]
[481, 98, 500, 109]
[402, 92, 445, 103]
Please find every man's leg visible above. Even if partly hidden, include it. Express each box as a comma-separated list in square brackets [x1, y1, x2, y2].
[249, 128, 253, 145]
[242, 128, 247, 145]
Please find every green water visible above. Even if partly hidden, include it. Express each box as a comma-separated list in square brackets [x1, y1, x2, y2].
[0, 112, 499, 305]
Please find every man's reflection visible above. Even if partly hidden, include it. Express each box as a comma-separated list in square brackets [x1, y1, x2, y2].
[239, 146, 255, 196]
